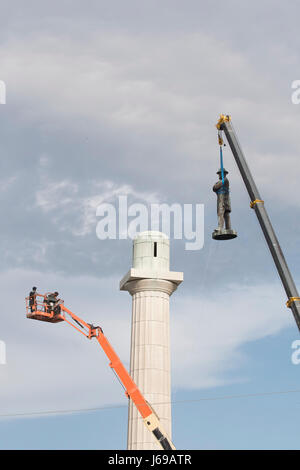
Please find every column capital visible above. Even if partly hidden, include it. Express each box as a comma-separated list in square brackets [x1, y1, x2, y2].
[120, 268, 183, 291]
[122, 278, 178, 296]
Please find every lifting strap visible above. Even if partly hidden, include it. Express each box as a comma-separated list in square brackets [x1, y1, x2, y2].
[218, 130, 225, 186]
[220, 146, 225, 186]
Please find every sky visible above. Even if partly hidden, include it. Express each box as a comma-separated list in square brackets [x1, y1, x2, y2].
[0, 0, 300, 450]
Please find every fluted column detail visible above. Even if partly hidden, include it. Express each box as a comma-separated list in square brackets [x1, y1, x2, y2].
[125, 279, 177, 450]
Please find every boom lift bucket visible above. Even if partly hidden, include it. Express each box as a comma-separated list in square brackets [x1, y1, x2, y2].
[26, 294, 64, 323]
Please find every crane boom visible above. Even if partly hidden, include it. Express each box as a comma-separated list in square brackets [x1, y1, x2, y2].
[26, 295, 175, 450]
[217, 115, 300, 332]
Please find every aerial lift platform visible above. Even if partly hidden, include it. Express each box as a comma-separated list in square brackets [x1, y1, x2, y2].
[26, 294, 176, 450]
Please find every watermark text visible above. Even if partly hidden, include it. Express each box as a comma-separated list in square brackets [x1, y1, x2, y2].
[291, 340, 300, 365]
[96, 196, 204, 250]
[291, 80, 300, 104]
[0, 340, 6, 365]
[0, 80, 6, 104]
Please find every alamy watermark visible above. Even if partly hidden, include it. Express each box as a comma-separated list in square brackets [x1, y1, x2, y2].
[291, 340, 300, 365]
[291, 80, 300, 104]
[95, 196, 204, 250]
[0, 340, 6, 365]
[0, 80, 6, 104]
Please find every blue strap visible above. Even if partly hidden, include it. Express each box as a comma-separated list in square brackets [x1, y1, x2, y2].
[216, 187, 229, 195]
[220, 145, 225, 186]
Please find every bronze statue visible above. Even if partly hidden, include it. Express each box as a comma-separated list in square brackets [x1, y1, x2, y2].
[212, 168, 237, 240]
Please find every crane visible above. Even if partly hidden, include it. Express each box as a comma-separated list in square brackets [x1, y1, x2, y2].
[216, 114, 300, 332]
[25, 293, 176, 450]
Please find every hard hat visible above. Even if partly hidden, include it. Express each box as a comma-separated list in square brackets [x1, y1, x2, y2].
[217, 168, 228, 175]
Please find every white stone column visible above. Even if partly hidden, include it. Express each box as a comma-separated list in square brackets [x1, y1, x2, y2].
[120, 231, 183, 450]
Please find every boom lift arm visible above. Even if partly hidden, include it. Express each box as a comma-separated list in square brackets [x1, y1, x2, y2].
[26, 295, 175, 450]
[216, 115, 300, 332]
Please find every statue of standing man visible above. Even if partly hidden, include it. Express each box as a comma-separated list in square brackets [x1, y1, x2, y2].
[212, 168, 237, 240]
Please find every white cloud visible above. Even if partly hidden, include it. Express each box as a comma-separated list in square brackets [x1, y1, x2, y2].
[0, 268, 131, 416]
[2, 29, 300, 210]
[0, 3, 299, 426]
[35, 177, 161, 236]
[0, 176, 18, 193]
[0, 268, 292, 418]
[171, 282, 293, 390]
[35, 180, 78, 212]
[78, 182, 160, 236]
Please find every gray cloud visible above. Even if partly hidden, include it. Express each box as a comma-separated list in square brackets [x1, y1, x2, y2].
[1, 23, 299, 281]
[0, 0, 299, 425]
[0, 268, 292, 417]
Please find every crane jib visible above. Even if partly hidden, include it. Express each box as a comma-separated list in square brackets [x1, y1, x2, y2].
[219, 116, 300, 333]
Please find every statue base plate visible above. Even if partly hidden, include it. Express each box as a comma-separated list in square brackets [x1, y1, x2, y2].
[212, 229, 237, 240]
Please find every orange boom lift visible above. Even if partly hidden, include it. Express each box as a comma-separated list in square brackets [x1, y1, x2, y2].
[26, 293, 175, 450]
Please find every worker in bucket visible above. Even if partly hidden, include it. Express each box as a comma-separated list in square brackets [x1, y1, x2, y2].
[46, 291, 60, 315]
[29, 286, 37, 312]
[213, 168, 232, 231]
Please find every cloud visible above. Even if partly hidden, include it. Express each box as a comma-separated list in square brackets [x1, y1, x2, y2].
[1, 24, 299, 206]
[0, 18, 298, 303]
[35, 174, 161, 237]
[0, 268, 293, 418]
[0, 6, 299, 453]
[171, 282, 293, 389]
[35, 180, 78, 212]
[0, 268, 131, 415]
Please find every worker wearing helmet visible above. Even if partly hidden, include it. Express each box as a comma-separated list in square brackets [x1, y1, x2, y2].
[53, 292, 62, 316]
[29, 286, 37, 312]
[46, 291, 60, 315]
[213, 168, 232, 231]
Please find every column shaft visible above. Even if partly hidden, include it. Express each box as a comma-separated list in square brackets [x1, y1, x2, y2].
[126, 279, 175, 450]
